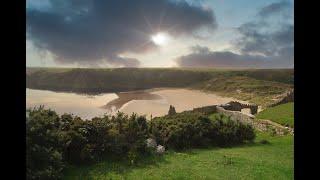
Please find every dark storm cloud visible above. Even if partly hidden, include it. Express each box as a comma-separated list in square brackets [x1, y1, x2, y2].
[236, 23, 293, 56]
[175, 45, 293, 68]
[235, 0, 293, 57]
[176, 1, 293, 68]
[27, 0, 217, 67]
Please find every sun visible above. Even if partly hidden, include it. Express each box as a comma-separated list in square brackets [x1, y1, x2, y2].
[151, 32, 169, 46]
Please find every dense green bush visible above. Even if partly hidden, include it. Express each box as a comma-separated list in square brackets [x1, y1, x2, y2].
[149, 112, 212, 149]
[210, 116, 255, 146]
[26, 107, 149, 179]
[149, 112, 255, 150]
[26, 107, 65, 180]
[27, 107, 255, 179]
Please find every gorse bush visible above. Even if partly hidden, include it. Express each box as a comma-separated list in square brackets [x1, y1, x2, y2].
[26, 107, 64, 180]
[26, 107, 149, 180]
[149, 112, 212, 149]
[149, 112, 255, 150]
[210, 116, 256, 146]
[27, 107, 255, 179]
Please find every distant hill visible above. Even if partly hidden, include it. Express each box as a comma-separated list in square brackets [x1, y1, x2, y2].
[26, 68, 293, 106]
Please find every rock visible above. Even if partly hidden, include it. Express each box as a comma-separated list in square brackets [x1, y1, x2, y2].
[146, 138, 157, 148]
[156, 145, 165, 155]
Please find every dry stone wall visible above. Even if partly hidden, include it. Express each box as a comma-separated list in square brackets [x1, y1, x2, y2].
[216, 106, 255, 125]
[191, 105, 217, 115]
[269, 90, 294, 107]
[216, 106, 293, 135]
[179, 101, 293, 136]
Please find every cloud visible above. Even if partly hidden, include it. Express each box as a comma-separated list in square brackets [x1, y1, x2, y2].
[236, 0, 293, 56]
[189, 45, 210, 54]
[27, 0, 217, 67]
[236, 23, 293, 57]
[175, 46, 293, 68]
[176, 1, 293, 68]
[258, 1, 292, 17]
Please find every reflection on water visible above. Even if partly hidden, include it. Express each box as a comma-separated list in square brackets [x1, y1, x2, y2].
[26, 88, 118, 120]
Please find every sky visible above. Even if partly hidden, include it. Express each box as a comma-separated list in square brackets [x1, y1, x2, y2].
[26, 0, 294, 68]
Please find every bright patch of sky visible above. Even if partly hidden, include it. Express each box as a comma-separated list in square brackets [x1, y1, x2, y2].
[26, 0, 293, 68]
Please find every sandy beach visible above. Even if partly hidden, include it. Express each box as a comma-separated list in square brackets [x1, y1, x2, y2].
[119, 88, 248, 118]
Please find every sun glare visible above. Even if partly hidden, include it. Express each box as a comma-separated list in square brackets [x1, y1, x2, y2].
[151, 32, 169, 46]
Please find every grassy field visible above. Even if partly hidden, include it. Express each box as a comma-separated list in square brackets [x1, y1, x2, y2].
[256, 103, 294, 127]
[63, 131, 293, 180]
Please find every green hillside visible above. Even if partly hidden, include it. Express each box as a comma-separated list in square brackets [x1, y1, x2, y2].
[256, 103, 294, 127]
[26, 68, 293, 106]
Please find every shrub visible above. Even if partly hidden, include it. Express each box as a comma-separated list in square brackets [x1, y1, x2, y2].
[26, 107, 65, 180]
[206, 115, 255, 146]
[149, 112, 213, 149]
[27, 108, 150, 179]
[149, 112, 255, 150]
[168, 105, 177, 116]
[27, 107, 255, 179]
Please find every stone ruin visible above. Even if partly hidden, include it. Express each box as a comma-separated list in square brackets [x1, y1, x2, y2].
[181, 101, 293, 136]
[165, 100, 293, 136]
[219, 101, 258, 115]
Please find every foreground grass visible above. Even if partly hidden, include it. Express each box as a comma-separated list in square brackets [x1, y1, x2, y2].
[256, 103, 294, 127]
[63, 132, 293, 180]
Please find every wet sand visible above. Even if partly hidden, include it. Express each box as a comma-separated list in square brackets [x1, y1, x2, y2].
[103, 91, 162, 110]
[26, 88, 118, 120]
[119, 88, 248, 118]
[27, 88, 248, 120]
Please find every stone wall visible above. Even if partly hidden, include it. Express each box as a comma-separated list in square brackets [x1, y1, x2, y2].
[216, 106, 255, 125]
[191, 105, 217, 115]
[182, 101, 257, 120]
[269, 90, 294, 107]
[177, 101, 293, 136]
[181, 102, 256, 125]
[216, 106, 293, 135]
